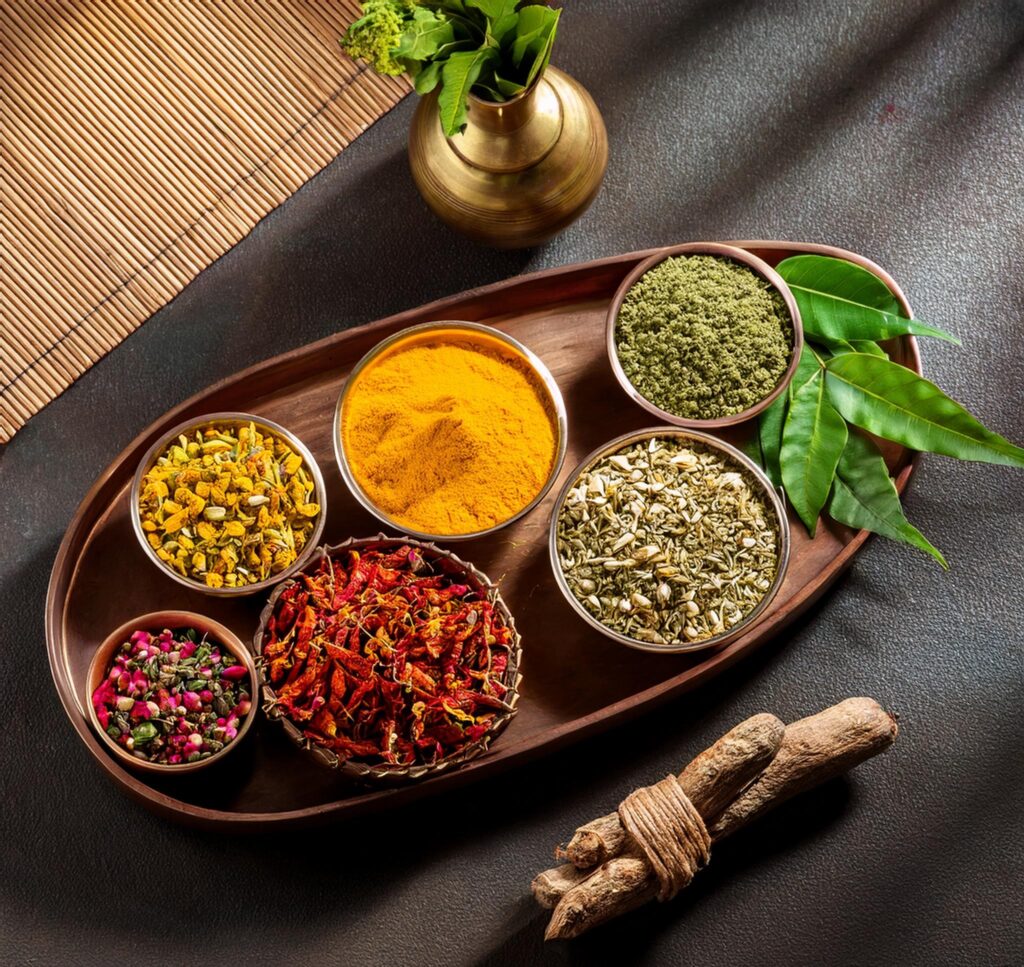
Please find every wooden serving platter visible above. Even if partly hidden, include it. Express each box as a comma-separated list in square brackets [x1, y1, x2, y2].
[47, 241, 920, 829]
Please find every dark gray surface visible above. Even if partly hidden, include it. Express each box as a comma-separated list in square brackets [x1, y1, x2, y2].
[2, 1, 1023, 964]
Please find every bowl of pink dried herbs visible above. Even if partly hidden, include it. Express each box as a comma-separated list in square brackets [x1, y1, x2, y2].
[87, 612, 257, 774]
[255, 536, 522, 782]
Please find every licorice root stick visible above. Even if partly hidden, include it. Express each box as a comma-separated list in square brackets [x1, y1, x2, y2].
[561, 712, 786, 870]
[538, 698, 898, 940]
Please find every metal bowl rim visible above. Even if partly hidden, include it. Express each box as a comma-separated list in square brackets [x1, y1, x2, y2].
[547, 425, 791, 654]
[85, 609, 259, 774]
[333, 320, 569, 542]
[129, 411, 328, 596]
[252, 534, 523, 780]
[605, 242, 805, 429]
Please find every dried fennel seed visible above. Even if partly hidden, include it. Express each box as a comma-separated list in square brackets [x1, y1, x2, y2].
[556, 437, 779, 645]
[138, 422, 320, 588]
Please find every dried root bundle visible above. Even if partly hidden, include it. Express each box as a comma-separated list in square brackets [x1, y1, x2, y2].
[532, 697, 898, 940]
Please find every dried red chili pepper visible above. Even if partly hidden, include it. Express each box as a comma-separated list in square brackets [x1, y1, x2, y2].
[261, 545, 515, 767]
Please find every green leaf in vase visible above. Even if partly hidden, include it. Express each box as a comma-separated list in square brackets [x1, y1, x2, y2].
[524, 8, 559, 86]
[412, 59, 443, 95]
[467, 0, 519, 44]
[511, 5, 556, 65]
[825, 353, 1024, 467]
[828, 432, 947, 567]
[758, 391, 788, 488]
[494, 72, 526, 98]
[473, 81, 506, 101]
[439, 47, 497, 136]
[781, 372, 849, 535]
[509, 4, 559, 86]
[394, 7, 455, 61]
[777, 255, 960, 345]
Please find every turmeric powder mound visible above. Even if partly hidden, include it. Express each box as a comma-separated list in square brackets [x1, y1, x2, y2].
[341, 331, 559, 535]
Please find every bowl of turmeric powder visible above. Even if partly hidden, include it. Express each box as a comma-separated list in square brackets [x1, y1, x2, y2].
[335, 321, 568, 541]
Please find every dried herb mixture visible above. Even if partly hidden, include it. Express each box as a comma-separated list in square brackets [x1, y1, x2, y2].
[138, 421, 320, 588]
[92, 628, 252, 765]
[261, 544, 516, 767]
[615, 255, 793, 420]
[556, 437, 779, 646]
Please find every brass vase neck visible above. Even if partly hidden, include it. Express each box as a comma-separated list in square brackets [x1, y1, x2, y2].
[450, 75, 563, 173]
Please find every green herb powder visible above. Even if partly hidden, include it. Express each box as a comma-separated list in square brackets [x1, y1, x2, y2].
[615, 255, 793, 420]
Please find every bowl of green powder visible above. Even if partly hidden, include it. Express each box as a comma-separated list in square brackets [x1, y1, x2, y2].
[607, 243, 803, 427]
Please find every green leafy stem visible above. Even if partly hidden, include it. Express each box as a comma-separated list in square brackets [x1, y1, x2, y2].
[750, 254, 1024, 568]
[341, 1, 560, 137]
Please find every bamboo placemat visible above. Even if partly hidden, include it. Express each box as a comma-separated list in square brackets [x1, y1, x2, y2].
[0, 1, 409, 443]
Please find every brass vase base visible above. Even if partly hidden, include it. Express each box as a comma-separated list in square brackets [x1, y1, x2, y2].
[409, 67, 609, 249]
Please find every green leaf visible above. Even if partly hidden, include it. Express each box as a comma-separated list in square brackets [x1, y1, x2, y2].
[494, 71, 525, 97]
[780, 372, 849, 535]
[473, 81, 506, 101]
[758, 392, 788, 488]
[789, 343, 823, 401]
[849, 339, 888, 358]
[524, 7, 559, 86]
[829, 433, 947, 567]
[511, 5, 556, 65]
[393, 7, 455, 61]
[777, 255, 960, 345]
[741, 433, 764, 467]
[468, 0, 519, 45]
[510, 4, 559, 85]
[413, 59, 443, 95]
[438, 48, 496, 136]
[825, 353, 1024, 467]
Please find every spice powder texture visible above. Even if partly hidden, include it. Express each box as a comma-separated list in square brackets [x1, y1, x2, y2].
[615, 255, 793, 420]
[342, 334, 558, 535]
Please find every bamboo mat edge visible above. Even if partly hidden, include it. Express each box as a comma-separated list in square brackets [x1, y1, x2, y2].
[1, 3, 411, 444]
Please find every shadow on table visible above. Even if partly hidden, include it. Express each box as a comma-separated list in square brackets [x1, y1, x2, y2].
[470, 778, 854, 966]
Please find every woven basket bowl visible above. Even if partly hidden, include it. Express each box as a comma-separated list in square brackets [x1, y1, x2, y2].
[253, 535, 523, 783]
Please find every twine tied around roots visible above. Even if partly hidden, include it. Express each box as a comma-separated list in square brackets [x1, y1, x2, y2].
[618, 775, 711, 901]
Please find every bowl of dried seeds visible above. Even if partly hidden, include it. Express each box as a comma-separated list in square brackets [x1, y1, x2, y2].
[549, 427, 790, 653]
[131, 413, 326, 595]
[607, 242, 803, 428]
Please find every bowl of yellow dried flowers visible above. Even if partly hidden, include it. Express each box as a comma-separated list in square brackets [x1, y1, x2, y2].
[131, 413, 326, 595]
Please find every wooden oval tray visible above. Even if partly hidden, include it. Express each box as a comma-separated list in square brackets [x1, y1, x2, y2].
[47, 241, 920, 829]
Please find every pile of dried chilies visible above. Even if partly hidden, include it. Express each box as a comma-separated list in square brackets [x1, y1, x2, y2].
[261, 545, 515, 766]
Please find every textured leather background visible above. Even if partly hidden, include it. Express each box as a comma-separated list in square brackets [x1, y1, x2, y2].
[2, 2, 1022, 964]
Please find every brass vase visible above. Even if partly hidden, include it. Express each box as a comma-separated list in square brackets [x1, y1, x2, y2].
[408, 66, 608, 249]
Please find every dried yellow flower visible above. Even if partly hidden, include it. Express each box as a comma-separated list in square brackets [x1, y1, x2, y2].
[138, 420, 320, 587]
[163, 511, 188, 533]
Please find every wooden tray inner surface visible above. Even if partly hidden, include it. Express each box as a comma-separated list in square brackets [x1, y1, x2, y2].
[47, 242, 917, 826]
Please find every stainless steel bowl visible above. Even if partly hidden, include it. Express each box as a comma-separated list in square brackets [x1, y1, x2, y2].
[334, 320, 568, 542]
[606, 242, 804, 429]
[130, 412, 327, 596]
[548, 426, 791, 654]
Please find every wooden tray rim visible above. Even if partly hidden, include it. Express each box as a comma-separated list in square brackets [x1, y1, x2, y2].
[46, 240, 921, 827]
